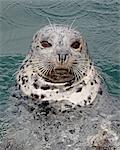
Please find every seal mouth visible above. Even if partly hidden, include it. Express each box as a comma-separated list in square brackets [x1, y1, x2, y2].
[43, 67, 74, 83]
[55, 68, 68, 75]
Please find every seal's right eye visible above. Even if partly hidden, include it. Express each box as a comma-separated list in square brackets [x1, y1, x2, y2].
[41, 41, 52, 48]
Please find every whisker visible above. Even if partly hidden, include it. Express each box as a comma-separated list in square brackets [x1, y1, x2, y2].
[75, 67, 83, 77]
[73, 66, 83, 82]
[75, 59, 89, 63]
[47, 17, 53, 31]
[72, 25, 78, 31]
[32, 61, 54, 77]
[69, 16, 77, 30]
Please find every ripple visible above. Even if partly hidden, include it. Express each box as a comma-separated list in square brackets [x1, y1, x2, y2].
[0, 0, 119, 144]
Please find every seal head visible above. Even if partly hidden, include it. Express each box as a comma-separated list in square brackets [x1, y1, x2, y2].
[30, 25, 90, 83]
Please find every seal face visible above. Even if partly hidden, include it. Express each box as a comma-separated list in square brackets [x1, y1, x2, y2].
[16, 24, 101, 106]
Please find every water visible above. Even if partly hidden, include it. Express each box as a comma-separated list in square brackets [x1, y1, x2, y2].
[0, 0, 120, 144]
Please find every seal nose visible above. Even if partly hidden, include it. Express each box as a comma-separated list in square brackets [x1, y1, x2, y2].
[58, 53, 68, 63]
[57, 51, 69, 64]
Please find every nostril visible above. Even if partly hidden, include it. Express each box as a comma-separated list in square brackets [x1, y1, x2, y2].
[63, 54, 68, 61]
[57, 53, 69, 63]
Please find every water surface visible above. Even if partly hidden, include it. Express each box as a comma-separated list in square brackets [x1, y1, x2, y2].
[0, 0, 120, 140]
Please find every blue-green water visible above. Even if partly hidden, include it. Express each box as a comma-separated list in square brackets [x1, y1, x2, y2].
[0, 0, 119, 113]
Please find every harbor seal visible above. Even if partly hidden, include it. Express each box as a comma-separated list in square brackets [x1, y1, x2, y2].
[16, 24, 102, 107]
[0, 24, 120, 150]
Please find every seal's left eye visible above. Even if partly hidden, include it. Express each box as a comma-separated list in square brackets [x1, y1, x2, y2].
[41, 41, 52, 48]
[71, 41, 80, 49]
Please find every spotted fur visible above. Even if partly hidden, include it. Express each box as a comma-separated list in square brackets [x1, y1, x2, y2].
[16, 24, 101, 106]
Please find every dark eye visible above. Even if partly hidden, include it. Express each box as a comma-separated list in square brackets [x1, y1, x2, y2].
[41, 41, 52, 48]
[71, 41, 80, 49]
